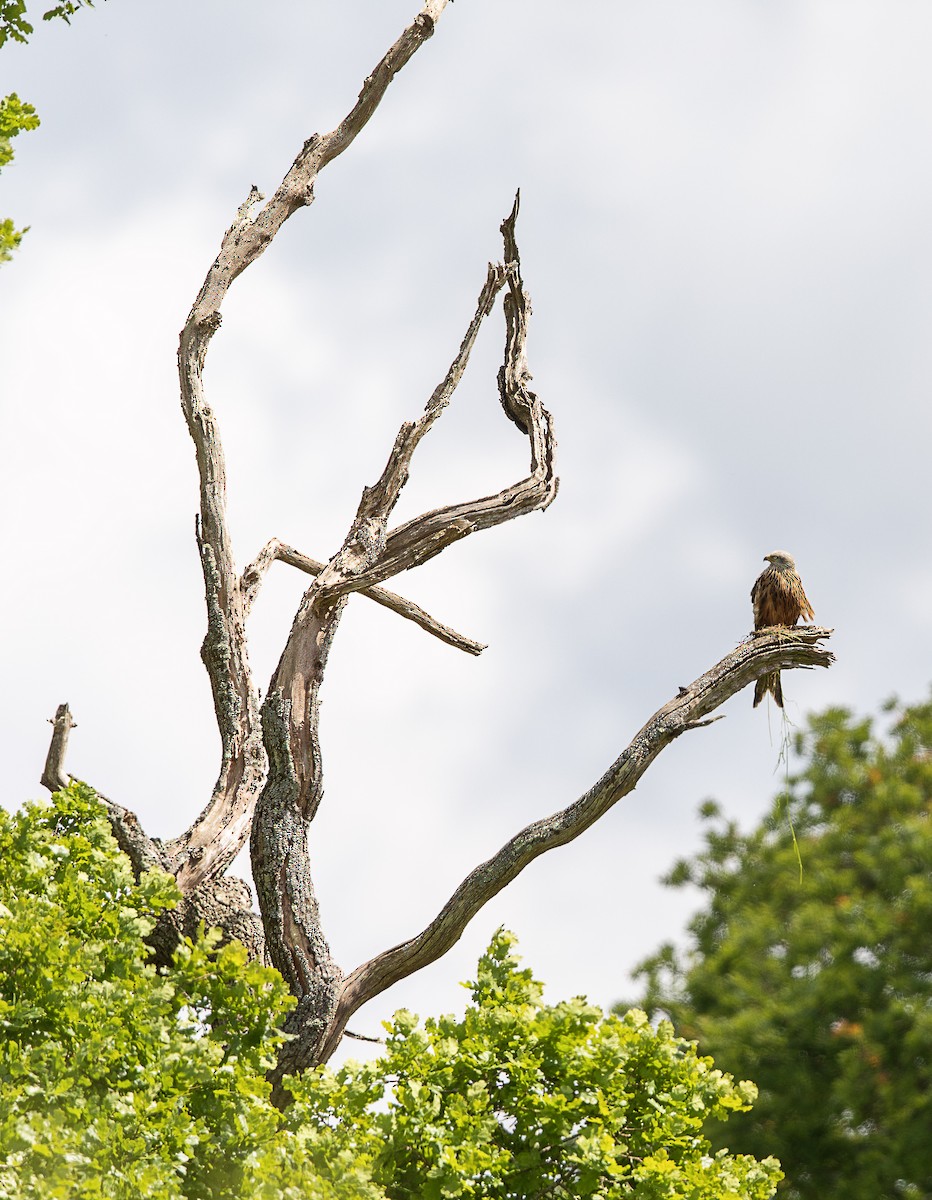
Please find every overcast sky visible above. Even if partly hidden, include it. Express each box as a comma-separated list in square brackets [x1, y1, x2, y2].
[3, 0, 931, 1050]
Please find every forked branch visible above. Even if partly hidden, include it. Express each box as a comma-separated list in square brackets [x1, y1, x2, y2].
[312, 195, 558, 605]
[254, 201, 559, 1094]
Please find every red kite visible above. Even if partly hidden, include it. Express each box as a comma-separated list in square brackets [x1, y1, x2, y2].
[751, 551, 814, 708]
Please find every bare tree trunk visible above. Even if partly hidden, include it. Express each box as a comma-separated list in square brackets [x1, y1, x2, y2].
[39, 0, 835, 1106]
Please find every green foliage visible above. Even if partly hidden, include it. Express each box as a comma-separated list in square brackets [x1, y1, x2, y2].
[0, 95, 39, 167]
[0, 0, 96, 47]
[294, 929, 781, 1199]
[0, 783, 307, 1199]
[1, 785, 780, 1197]
[0, 1, 32, 48]
[0, 215, 28, 260]
[1, 0, 100, 260]
[39, 1, 96, 27]
[632, 698, 932, 1200]
[0, 92, 39, 260]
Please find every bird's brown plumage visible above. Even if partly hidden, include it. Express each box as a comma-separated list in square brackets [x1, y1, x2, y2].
[751, 551, 814, 708]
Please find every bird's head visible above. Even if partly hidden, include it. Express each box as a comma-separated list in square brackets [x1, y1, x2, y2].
[764, 550, 796, 570]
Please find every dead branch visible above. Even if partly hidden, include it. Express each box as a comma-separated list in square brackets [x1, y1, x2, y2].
[311, 195, 557, 605]
[36, 0, 463, 1018]
[39, 703, 265, 968]
[254, 199, 558, 1101]
[241, 539, 485, 656]
[34, 0, 839, 1117]
[340, 260, 510, 536]
[314, 626, 835, 1061]
[41, 702, 75, 793]
[41, 703, 170, 876]
[167, 2, 454, 896]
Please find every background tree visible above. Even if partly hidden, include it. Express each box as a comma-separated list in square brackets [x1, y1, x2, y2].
[0, 783, 307, 1200]
[632, 697, 932, 1200]
[1, 783, 782, 1199]
[31, 0, 834, 1101]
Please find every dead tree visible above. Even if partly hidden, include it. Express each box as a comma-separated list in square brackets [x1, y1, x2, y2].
[41, 0, 834, 1105]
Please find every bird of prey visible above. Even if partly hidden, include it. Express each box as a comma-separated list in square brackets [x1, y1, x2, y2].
[751, 551, 814, 708]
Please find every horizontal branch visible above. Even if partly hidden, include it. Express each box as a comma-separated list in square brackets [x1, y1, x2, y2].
[318, 625, 835, 1058]
[241, 538, 485, 655]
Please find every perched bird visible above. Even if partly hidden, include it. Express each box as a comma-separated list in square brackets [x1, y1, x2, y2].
[751, 551, 814, 708]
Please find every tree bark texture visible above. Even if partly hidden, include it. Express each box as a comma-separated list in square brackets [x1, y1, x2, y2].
[40, 0, 834, 1106]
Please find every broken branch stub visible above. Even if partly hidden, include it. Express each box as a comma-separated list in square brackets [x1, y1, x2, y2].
[240, 538, 486, 655]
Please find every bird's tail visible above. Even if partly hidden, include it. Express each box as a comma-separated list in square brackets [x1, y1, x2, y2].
[753, 671, 784, 708]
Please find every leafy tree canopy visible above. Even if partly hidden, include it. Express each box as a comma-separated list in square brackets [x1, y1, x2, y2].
[632, 698, 932, 1200]
[292, 928, 781, 1200]
[0, 783, 307, 1199]
[1, 783, 781, 1198]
